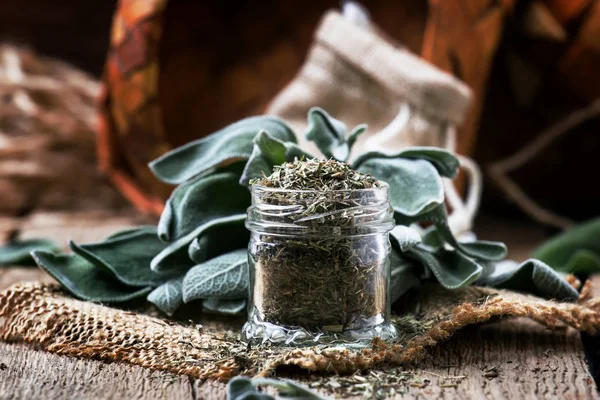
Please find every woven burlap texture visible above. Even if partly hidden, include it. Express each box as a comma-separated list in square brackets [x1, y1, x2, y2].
[1, 281, 599, 381]
[267, 11, 472, 160]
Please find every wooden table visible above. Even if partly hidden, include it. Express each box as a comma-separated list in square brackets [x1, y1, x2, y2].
[0, 211, 598, 399]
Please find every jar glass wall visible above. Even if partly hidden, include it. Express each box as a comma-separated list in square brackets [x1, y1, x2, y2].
[242, 184, 397, 346]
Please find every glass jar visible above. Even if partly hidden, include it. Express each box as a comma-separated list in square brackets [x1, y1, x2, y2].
[241, 184, 397, 346]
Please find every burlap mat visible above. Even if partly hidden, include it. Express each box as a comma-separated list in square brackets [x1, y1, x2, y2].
[1, 281, 599, 382]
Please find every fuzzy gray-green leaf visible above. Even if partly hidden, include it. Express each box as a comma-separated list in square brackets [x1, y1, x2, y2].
[406, 246, 483, 289]
[152, 215, 246, 273]
[239, 131, 313, 186]
[252, 378, 329, 400]
[389, 249, 421, 303]
[480, 259, 578, 301]
[147, 277, 184, 316]
[305, 107, 350, 161]
[417, 205, 507, 261]
[158, 170, 250, 242]
[0, 239, 59, 266]
[149, 116, 296, 185]
[532, 217, 600, 275]
[69, 230, 165, 287]
[389, 225, 421, 252]
[106, 226, 158, 240]
[357, 157, 444, 217]
[352, 147, 460, 178]
[347, 124, 367, 150]
[188, 214, 248, 263]
[182, 249, 248, 302]
[227, 377, 275, 400]
[203, 298, 247, 315]
[32, 250, 151, 302]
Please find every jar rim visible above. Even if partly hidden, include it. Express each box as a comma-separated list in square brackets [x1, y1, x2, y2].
[250, 181, 390, 194]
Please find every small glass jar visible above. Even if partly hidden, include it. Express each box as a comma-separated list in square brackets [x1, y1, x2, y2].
[241, 184, 397, 346]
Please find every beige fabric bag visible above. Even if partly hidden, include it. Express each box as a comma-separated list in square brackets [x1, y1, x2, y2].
[267, 6, 480, 234]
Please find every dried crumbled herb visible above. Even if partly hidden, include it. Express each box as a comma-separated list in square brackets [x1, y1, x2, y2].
[249, 159, 390, 333]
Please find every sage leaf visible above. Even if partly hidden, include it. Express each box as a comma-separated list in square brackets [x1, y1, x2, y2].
[406, 246, 483, 289]
[252, 378, 329, 400]
[352, 147, 460, 178]
[389, 225, 421, 252]
[182, 249, 248, 302]
[227, 377, 275, 400]
[31, 250, 151, 302]
[188, 214, 248, 263]
[69, 230, 165, 287]
[149, 116, 296, 184]
[203, 298, 246, 315]
[0, 239, 58, 266]
[356, 158, 444, 216]
[152, 214, 246, 273]
[239, 131, 313, 186]
[480, 259, 578, 301]
[158, 170, 250, 242]
[347, 124, 367, 151]
[414, 205, 507, 261]
[305, 107, 350, 161]
[227, 377, 329, 400]
[420, 226, 443, 249]
[532, 218, 600, 274]
[147, 277, 184, 316]
[390, 249, 421, 303]
[106, 226, 158, 240]
[562, 249, 600, 275]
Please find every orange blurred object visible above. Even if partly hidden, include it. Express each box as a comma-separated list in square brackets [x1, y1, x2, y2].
[98, 0, 600, 218]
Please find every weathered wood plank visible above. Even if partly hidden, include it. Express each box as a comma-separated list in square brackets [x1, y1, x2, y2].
[407, 319, 598, 399]
[0, 343, 192, 400]
[193, 319, 598, 399]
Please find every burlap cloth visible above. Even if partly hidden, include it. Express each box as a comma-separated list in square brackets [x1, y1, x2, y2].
[1, 280, 598, 382]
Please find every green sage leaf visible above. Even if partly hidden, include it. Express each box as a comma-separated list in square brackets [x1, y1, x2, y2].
[480, 259, 578, 301]
[239, 131, 313, 186]
[147, 276, 184, 316]
[413, 205, 507, 261]
[356, 158, 444, 216]
[203, 298, 247, 315]
[158, 170, 250, 242]
[0, 239, 59, 266]
[182, 249, 248, 302]
[389, 225, 421, 252]
[252, 378, 329, 400]
[347, 124, 367, 151]
[305, 107, 350, 161]
[69, 230, 165, 287]
[389, 249, 421, 303]
[151, 214, 246, 273]
[227, 377, 274, 400]
[106, 226, 158, 240]
[406, 246, 483, 289]
[149, 116, 296, 185]
[188, 214, 249, 263]
[562, 249, 600, 275]
[352, 147, 460, 178]
[31, 250, 151, 302]
[227, 377, 329, 400]
[532, 218, 600, 275]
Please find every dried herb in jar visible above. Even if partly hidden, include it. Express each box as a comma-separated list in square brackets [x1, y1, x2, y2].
[247, 159, 394, 335]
